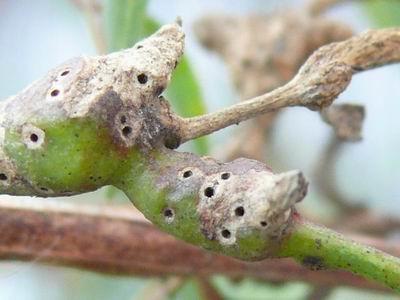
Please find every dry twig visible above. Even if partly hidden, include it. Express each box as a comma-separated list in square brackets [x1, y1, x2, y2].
[179, 28, 400, 143]
[316, 104, 366, 214]
[316, 104, 400, 235]
[195, 12, 352, 160]
[0, 198, 396, 293]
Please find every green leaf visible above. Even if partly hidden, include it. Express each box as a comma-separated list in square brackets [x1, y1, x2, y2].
[104, 0, 149, 51]
[212, 276, 311, 300]
[103, 2, 208, 154]
[363, 2, 400, 27]
[166, 57, 208, 155]
[169, 278, 202, 300]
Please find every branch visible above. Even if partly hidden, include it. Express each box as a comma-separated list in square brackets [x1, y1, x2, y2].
[315, 104, 400, 235]
[0, 198, 395, 293]
[179, 28, 400, 143]
[315, 104, 366, 214]
[194, 12, 352, 160]
[320, 103, 365, 142]
[0, 23, 399, 291]
[338, 210, 400, 236]
[281, 215, 400, 292]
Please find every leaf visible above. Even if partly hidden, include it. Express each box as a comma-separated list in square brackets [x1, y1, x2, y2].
[169, 278, 202, 300]
[104, 0, 149, 51]
[363, 2, 400, 27]
[166, 57, 209, 155]
[212, 276, 311, 300]
[103, 1, 208, 154]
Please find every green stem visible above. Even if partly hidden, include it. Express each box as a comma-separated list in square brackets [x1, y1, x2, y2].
[279, 214, 400, 292]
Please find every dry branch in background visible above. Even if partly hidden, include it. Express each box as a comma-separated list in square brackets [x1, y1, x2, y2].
[0, 198, 395, 293]
[316, 103, 400, 236]
[194, 11, 398, 241]
[320, 103, 365, 142]
[194, 11, 352, 160]
[180, 28, 400, 143]
[315, 103, 367, 214]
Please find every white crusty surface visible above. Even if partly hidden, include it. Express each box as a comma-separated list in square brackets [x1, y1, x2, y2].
[197, 169, 307, 245]
[0, 22, 185, 196]
[1, 23, 185, 127]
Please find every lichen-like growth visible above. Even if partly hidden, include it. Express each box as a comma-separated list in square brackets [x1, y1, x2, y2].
[0, 22, 399, 291]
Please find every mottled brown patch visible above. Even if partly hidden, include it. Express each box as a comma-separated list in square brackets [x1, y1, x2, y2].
[91, 90, 177, 150]
[302, 256, 325, 271]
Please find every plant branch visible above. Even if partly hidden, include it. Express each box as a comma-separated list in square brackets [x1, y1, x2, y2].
[280, 215, 400, 292]
[179, 28, 400, 143]
[315, 104, 400, 236]
[0, 198, 395, 293]
[1, 23, 399, 292]
[195, 12, 352, 160]
[315, 104, 366, 214]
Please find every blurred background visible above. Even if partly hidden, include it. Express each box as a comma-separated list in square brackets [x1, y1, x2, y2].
[0, 0, 399, 299]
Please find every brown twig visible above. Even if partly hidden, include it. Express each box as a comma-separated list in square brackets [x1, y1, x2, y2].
[316, 104, 366, 214]
[194, 13, 352, 160]
[179, 28, 400, 144]
[320, 103, 365, 142]
[315, 103, 400, 235]
[338, 210, 400, 236]
[315, 137, 364, 214]
[0, 197, 396, 293]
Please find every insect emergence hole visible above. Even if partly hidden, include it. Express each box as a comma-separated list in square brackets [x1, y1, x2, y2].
[137, 73, 148, 84]
[60, 70, 70, 76]
[221, 229, 231, 239]
[260, 221, 268, 227]
[120, 115, 127, 124]
[22, 124, 45, 149]
[221, 172, 230, 180]
[183, 170, 192, 178]
[163, 208, 175, 224]
[0, 173, 8, 181]
[50, 89, 60, 97]
[30, 133, 39, 142]
[122, 126, 132, 136]
[164, 208, 174, 218]
[136, 45, 143, 49]
[204, 187, 214, 197]
[40, 187, 48, 192]
[235, 206, 245, 217]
